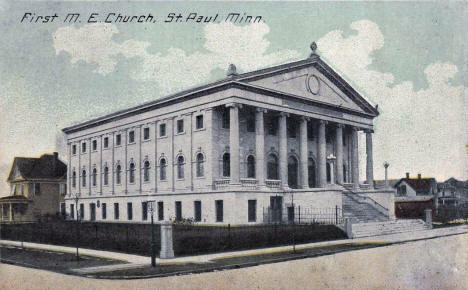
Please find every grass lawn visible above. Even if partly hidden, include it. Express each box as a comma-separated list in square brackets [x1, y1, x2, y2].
[90, 242, 389, 279]
[0, 245, 125, 273]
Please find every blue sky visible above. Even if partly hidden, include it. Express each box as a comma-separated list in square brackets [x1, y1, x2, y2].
[1, 1, 467, 194]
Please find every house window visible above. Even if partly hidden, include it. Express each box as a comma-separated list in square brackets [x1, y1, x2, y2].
[196, 115, 204, 130]
[142, 202, 148, 221]
[103, 166, 109, 185]
[248, 200, 257, 222]
[266, 116, 278, 136]
[128, 131, 135, 143]
[143, 161, 150, 182]
[246, 116, 255, 132]
[307, 123, 314, 140]
[160, 158, 167, 181]
[247, 155, 255, 178]
[129, 163, 135, 183]
[82, 170, 86, 187]
[158, 201, 164, 221]
[267, 154, 279, 180]
[70, 204, 75, 219]
[287, 119, 297, 138]
[103, 137, 109, 148]
[60, 202, 66, 216]
[176, 119, 184, 134]
[196, 153, 204, 177]
[143, 127, 150, 140]
[222, 153, 230, 177]
[72, 171, 76, 188]
[82, 142, 87, 153]
[79, 204, 84, 220]
[92, 140, 97, 151]
[34, 183, 41, 195]
[177, 156, 185, 179]
[92, 168, 97, 186]
[159, 123, 166, 137]
[116, 134, 122, 146]
[116, 165, 122, 184]
[114, 203, 119, 220]
[222, 109, 230, 129]
[90, 203, 96, 221]
[194, 201, 202, 222]
[398, 185, 407, 196]
[102, 203, 107, 220]
[175, 201, 182, 221]
[72, 145, 76, 155]
[215, 200, 223, 222]
[127, 202, 133, 220]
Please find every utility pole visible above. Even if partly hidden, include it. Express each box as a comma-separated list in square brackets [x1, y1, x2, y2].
[148, 200, 156, 267]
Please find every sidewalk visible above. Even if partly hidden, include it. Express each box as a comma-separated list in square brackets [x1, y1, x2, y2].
[1, 224, 467, 275]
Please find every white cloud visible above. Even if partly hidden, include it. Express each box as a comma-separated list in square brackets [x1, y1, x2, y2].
[53, 22, 299, 94]
[317, 20, 467, 180]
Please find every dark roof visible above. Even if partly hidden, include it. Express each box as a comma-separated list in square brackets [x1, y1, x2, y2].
[395, 178, 436, 192]
[373, 179, 399, 188]
[7, 153, 67, 182]
[62, 56, 379, 134]
[0, 195, 32, 202]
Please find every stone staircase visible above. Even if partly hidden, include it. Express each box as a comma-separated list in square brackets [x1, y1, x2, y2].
[349, 219, 431, 238]
[342, 193, 389, 223]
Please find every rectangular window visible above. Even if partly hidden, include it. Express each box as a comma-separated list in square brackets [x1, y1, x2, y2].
[343, 134, 347, 146]
[72, 145, 76, 155]
[194, 201, 201, 222]
[114, 203, 119, 220]
[102, 203, 107, 220]
[287, 119, 297, 138]
[116, 134, 122, 146]
[60, 202, 66, 216]
[222, 109, 230, 129]
[158, 201, 164, 221]
[267, 117, 277, 136]
[215, 200, 223, 222]
[79, 204, 84, 220]
[196, 115, 204, 130]
[247, 116, 255, 132]
[175, 201, 182, 221]
[127, 202, 133, 220]
[142, 202, 148, 221]
[248, 200, 257, 222]
[128, 131, 135, 143]
[92, 140, 97, 151]
[176, 119, 184, 133]
[90, 203, 96, 221]
[143, 127, 150, 140]
[34, 183, 41, 195]
[104, 137, 109, 148]
[70, 204, 75, 219]
[159, 123, 166, 137]
[82, 142, 87, 153]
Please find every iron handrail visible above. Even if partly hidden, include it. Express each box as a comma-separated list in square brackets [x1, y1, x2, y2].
[337, 182, 389, 216]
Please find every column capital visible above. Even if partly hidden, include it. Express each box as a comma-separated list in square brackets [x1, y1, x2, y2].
[255, 107, 268, 113]
[364, 129, 374, 134]
[319, 120, 328, 125]
[336, 123, 345, 129]
[300, 116, 310, 122]
[225, 103, 243, 109]
[279, 112, 289, 117]
[352, 126, 361, 132]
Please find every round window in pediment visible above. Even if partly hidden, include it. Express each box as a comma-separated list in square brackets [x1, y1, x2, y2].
[306, 74, 320, 95]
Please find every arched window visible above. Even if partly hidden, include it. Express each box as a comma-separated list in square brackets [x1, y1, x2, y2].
[129, 163, 135, 183]
[308, 158, 317, 188]
[247, 155, 255, 178]
[267, 154, 278, 180]
[143, 161, 150, 182]
[288, 156, 298, 189]
[343, 164, 347, 183]
[326, 163, 331, 183]
[82, 170, 86, 187]
[160, 158, 167, 181]
[92, 168, 97, 186]
[196, 153, 204, 177]
[222, 153, 230, 177]
[103, 166, 109, 185]
[72, 171, 76, 188]
[116, 165, 122, 184]
[177, 156, 185, 179]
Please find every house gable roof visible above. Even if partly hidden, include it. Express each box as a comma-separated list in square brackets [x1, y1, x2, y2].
[7, 153, 67, 182]
[394, 178, 436, 193]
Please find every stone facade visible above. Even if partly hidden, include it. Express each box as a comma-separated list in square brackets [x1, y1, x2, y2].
[63, 48, 384, 225]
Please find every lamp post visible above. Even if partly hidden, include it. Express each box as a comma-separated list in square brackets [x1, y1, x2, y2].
[74, 194, 80, 261]
[327, 154, 337, 184]
[148, 200, 156, 267]
[383, 162, 390, 188]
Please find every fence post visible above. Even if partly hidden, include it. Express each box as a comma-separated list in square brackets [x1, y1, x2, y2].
[228, 224, 231, 249]
[335, 205, 338, 225]
[298, 206, 301, 224]
[160, 221, 174, 259]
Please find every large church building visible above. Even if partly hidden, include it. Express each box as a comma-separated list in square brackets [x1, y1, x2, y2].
[62, 44, 395, 225]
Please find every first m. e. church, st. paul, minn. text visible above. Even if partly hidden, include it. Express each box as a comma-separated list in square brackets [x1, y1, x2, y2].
[20, 12, 263, 24]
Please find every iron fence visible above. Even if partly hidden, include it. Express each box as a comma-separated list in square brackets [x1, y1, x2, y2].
[263, 206, 343, 225]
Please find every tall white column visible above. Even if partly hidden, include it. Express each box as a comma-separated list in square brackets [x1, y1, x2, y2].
[279, 112, 289, 188]
[335, 124, 344, 185]
[299, 116, 309, 189]
[255, 108, 266, 187]
[365, 129, 374, 187]
[317, 120, 327, 188]
[352, 127, 360, 190]
[227, 103, 241, 185]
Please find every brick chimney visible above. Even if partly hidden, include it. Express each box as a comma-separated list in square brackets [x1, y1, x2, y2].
[406, 172, 410, 179]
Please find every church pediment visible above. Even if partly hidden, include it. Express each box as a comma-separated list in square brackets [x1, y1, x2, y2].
[240, 60, 375, 115]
